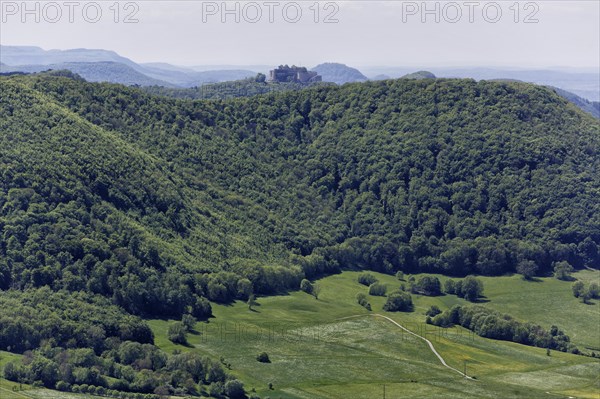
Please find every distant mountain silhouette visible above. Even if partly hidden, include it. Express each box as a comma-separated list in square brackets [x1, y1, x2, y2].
[311, 63, 368, 84]
[0, 61, 174, 87]
[0, 46, 257, 87]
[401, 71, 436, 80]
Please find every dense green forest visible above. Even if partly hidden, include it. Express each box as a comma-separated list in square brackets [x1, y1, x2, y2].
[2, 71, 599, 301]
[0, 71, 599, 395]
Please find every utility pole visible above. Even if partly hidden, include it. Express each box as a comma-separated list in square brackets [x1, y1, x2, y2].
[463, 360, 467, 378]
[383, 384, 386, 399]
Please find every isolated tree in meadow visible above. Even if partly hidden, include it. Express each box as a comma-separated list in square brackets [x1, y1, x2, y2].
[247, 294, 258, 310]
[581, 290, 592, 304]
[460, 277, 483, 302]
[358, 273, 378, 286]
[312, 283, 322, 300]
[256, 352, 270, 363]
[181, 314, 196, 332]
[383, 291, 413, 312]
[167, 322, 187, 345]
[516, 260, 538, 280]
[553, 261, 574, 281]
[368, 282, 387, 296]
[395, 271, 404, 281]
[587, 282, 599, 299]
[356, 292, 371, 310]
[572, 281, 585, 298]
[300, 279, 313, 294]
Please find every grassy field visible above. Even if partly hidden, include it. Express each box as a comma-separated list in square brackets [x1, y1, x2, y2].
[480, 270, 600, 350]
[2, 270, 598, 398]
[147, 270, 600, 399]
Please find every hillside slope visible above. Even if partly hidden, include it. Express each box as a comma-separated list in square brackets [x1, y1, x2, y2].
[1, 74, 599, 315]
[0, 77, 296, 317]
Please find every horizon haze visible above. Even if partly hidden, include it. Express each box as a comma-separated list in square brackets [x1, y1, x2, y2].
[1, 1, 599, 69]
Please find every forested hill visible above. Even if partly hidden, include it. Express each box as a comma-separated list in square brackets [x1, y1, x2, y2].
[1, 73, 599, 317]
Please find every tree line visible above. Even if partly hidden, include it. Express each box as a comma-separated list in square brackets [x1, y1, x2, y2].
[429, 305, 579, 353]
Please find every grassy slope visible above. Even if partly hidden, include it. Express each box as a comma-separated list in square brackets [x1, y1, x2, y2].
[2, 271, 598, 398]
[479, 270, 600, 351]
[148, 271, 600, 399]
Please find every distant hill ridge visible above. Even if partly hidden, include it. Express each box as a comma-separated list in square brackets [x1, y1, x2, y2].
[401, 71, 436, 80]
[0, 45, 257, 87]
[0, 61, 175, 87]
[311, 62, 368, 84]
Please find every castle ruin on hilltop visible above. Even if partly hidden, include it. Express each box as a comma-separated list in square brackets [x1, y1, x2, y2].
[269, 65, 322, 84]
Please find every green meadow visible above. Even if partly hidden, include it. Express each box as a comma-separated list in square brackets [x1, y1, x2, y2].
[2, 270, 598, 398]
[146, 270, 600, 398]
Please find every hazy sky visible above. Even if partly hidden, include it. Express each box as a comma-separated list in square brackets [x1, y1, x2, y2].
[1, 0, 599, 68]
